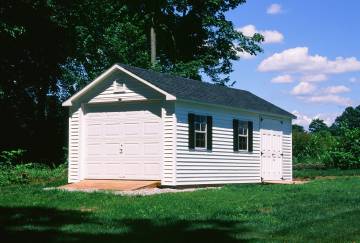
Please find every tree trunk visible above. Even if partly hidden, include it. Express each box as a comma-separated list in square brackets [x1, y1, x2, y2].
[150, 26, 156, 65]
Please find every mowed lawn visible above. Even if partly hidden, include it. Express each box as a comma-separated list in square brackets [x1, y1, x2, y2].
[1, 171, 360, 242]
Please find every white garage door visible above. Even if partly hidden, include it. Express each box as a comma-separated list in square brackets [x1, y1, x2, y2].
[260, 117, 283, 180]
[84, 103, 162, 180]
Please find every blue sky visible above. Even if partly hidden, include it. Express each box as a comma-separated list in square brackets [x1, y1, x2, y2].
[225, 0, 360, 128]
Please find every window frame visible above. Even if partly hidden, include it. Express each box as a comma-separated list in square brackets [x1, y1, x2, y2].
[238, 121, 249, 152]
[194, 115, 207, 149]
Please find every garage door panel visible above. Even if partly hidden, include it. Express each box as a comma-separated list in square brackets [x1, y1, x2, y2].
[104, 124, 122, 136]
[87, 144, 103, 156]
[144, 142, 161, 155]
[144, 163, 160, 176]
[124, 122, 142, 136]
[123, 163, 141, 176]
[103, 143, 121, 155]
[87, 124, 103, 137]
[144, 121, 162, 135]
[123, 142, 141, 155]
[84, 103, 162, 180]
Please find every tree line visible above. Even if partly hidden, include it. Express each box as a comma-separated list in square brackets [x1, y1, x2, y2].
[293, 105, 360, 169]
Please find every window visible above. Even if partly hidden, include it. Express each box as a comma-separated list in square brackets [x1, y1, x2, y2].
[238, 121, 248, 151]
[188, 113, 212, 150]
[233, 119, 253, 152]
[194, 115, 207, 148]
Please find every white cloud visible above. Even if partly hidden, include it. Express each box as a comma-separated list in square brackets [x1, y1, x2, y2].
[305, 95, 352, 106]
[267, 3, 282, 15]
[291, 82, 316, 95]
[292, 110, 339, 128]
[300, 74, 327, 82]
[292, 110, 312, 128]
[237, 25, 284, 44]
[322, 85, 350, 94]
[258, 47, 360, 74]
[237, 51, 256, 59]
[271, 74, 293, 83]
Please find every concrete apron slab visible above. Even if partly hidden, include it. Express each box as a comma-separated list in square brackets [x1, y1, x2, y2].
[263, 180, 308, 185]
[58, 180, 161, 191]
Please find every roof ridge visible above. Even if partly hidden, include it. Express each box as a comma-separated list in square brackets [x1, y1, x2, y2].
[117, 63, 249, 93]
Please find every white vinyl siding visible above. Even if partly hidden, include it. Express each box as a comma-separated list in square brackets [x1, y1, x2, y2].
[282, 122, 293, 180]
[161, 102, 177, 186]
[68, 106, 81, 182]
[174, 101, 261, 185]
[81, 71, 164, 104]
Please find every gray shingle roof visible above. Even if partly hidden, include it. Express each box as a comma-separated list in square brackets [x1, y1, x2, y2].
[118, 64, 295, 118]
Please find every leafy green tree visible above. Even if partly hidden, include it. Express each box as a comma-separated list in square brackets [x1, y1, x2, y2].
[331, 106, 360, 134]
[309, 119, 328, 133]
[292, 129, 311, 163]
[0, 0, 70, 163]
[50, 0, 263, 88]
[329, 127, 360, 168]
[292, 124, 305, 133]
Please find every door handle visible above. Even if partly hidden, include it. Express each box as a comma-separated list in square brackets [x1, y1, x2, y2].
[119, 144, 123, 154]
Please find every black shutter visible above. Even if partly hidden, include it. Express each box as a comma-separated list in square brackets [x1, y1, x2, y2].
[233, 119, 239, 151]
[188, 113, 195, 149]
[248, 121, 253, 152]
[207, 116, 212, 151]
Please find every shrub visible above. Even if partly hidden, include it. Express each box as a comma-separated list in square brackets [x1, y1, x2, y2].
[329, 128, 360, 168]
[293, 130, 336, 165]
[0, 149, 26, 166]
[292, 131, 311, 163]
[0, 163, 67, 186]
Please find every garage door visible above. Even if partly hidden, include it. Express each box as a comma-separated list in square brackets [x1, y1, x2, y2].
[260, 117, 283, 180]
[84, 103, 162, 180]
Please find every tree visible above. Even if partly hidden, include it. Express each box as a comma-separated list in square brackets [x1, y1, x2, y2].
[329, 127, 360, 168]
[50, 0, 264, 88]
[0, 0, 70, 163]
[331, 105, 360, 133]
[309, 119, 328, 133]
[292, 124, 305, 133]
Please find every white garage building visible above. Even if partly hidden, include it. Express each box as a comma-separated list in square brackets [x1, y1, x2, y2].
[63, 64, 295, 186]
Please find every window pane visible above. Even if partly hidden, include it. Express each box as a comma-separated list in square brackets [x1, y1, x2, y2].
[195, 115, 207, 132]
[195, 132, 206, 148]
[195, 122, 201, 131]
[239, 121, 248, 128]
[239, 136, 247, 150]
[238, 121, 248, 135]
[239, 127, 247, 135]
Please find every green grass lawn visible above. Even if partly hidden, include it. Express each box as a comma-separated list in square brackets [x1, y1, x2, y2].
[1, 170, 360, 242]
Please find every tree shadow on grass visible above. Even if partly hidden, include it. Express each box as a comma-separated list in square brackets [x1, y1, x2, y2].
[0, 206, 255, 243]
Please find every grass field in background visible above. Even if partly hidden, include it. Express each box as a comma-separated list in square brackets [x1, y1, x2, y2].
[1, 168, 360, 242]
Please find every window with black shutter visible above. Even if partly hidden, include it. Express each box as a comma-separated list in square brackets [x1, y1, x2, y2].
[188, 114, 212, 150]
[233, 119, 253, 152]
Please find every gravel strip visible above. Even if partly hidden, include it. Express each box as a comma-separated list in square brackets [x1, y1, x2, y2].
[44, 186, 221, 196]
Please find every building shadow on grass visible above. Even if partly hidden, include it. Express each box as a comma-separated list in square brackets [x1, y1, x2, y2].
[0, 206, 255, 243]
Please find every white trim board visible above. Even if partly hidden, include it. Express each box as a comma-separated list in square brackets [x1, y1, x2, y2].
[62, 64, 176, 107]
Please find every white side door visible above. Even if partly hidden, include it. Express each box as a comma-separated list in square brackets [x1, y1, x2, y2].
[260, 118, 283, 180]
